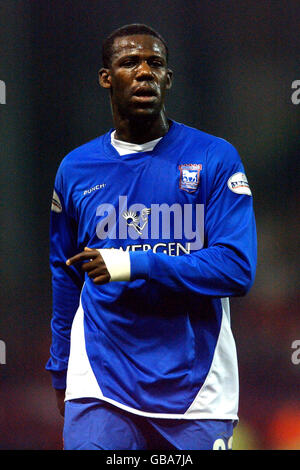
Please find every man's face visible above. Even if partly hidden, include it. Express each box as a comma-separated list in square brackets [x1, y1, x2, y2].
[100, 34, 172, 119]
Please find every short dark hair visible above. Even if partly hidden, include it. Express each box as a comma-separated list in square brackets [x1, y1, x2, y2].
[102, 23, 169, 68]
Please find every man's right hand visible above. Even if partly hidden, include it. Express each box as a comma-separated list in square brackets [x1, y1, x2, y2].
[66, 247, 111, 285]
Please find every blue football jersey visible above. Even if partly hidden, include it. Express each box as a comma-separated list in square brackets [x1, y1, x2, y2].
[46, 120, 257, 419]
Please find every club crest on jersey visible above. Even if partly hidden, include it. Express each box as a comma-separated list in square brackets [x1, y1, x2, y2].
[179, 164, 202, 193]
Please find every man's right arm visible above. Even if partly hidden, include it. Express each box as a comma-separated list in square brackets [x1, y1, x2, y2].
[45, 179, 84, 409]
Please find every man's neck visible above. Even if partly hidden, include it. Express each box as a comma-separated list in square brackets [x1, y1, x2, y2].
[113, 113, 170, 144]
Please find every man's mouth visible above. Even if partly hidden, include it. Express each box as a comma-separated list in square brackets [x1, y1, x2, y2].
[132, 87, 157, 103]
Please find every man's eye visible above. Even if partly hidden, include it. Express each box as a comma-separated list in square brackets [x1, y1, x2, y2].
[151, 61, 163, 67]
[121, 60, 136, 67]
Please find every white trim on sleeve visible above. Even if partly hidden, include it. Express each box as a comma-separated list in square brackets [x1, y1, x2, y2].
[98, 248, 131, 282]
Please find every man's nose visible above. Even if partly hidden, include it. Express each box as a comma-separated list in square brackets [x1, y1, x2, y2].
[135, 61, 154, 80]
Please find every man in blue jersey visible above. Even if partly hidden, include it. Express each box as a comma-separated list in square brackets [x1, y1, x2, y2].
[46, 24, 257, 450]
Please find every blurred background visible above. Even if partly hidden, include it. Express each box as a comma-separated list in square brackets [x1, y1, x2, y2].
[0, 0, 299, 450]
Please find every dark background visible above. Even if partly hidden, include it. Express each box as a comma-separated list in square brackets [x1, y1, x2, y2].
[0, 0, 299, 450]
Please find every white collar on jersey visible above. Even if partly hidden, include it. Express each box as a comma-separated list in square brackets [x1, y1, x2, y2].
[111, 130, 162, 156]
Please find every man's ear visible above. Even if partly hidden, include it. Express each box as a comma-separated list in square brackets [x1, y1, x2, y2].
[98, 68, 111, 89]
[166, 69, 173, 90]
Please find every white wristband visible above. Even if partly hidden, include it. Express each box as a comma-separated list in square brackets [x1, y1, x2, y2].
[98, 248, 131, 282]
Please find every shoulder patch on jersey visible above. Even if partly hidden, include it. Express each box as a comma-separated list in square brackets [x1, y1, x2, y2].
[179, 164, 202, 193]
[51, 189, 62, 213]
[227, 172, 252, 196]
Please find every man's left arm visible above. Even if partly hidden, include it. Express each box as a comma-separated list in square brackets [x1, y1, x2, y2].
[128, 141, 257, 297]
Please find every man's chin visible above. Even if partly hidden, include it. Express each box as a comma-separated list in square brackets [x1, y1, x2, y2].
[128, 105, 160, 120]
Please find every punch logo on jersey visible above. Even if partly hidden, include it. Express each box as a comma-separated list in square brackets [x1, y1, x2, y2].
[51, 189, 62, 213]
[179, 164, 202, 192]
[227, 172, 252, 196]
